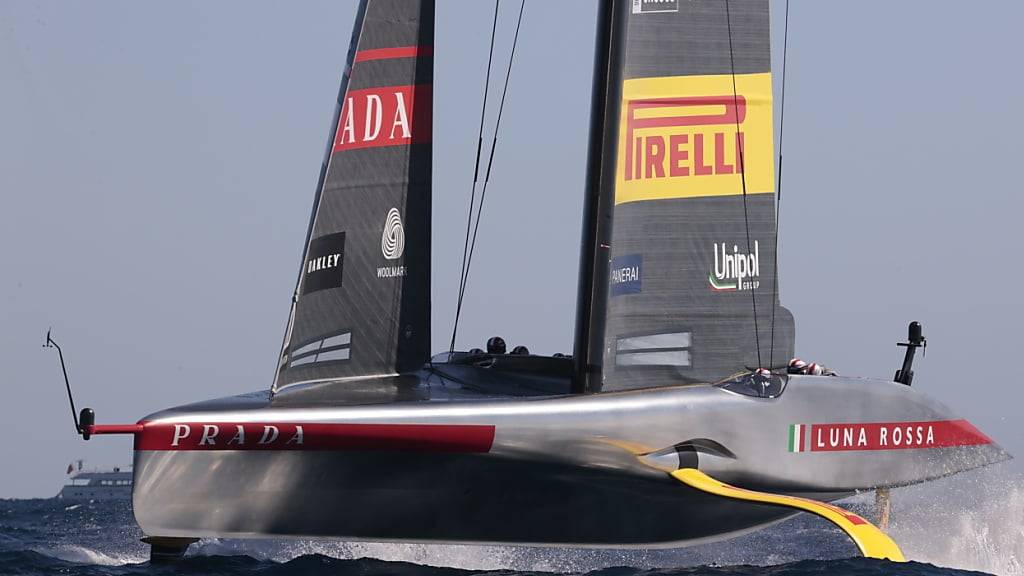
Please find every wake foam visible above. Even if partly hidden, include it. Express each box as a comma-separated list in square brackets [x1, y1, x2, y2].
[890, 465, 1024, 576]
[33, 543, 145, 566]
[190, 539, 633, 572]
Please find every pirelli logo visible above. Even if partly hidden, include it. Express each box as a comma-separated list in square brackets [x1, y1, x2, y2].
[616, 73, 774, 204]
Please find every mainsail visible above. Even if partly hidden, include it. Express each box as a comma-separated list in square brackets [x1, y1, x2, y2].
[595, 0, 794, 390]
[274, 0, 434, 391]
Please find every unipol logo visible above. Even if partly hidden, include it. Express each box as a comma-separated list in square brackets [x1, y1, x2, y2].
[709, 241, 760, 292]
[333, 85, 432, 152]
[615, 74, 774, 204]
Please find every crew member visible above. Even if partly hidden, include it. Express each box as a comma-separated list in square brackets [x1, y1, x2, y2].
[787, 357, 838, 376]
[486, 336, 506, 355]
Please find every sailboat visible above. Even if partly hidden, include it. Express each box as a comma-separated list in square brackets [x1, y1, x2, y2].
[59, 0, 1009, 563]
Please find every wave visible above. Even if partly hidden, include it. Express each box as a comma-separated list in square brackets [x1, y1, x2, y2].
[888, 465, 1024, 576]
[0, 550, 993, 576]
[32, 544, 146, 566]
[2, 467, 1020, 575]
[206, 540, 516, 569]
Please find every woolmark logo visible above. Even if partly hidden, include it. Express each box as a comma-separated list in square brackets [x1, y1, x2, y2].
[333, 85, 432, 152]
[615, 74, 774, 204]
[377, 208, 407, 279]
[381, 208, 405, 260]
[709, 241, 760, 292]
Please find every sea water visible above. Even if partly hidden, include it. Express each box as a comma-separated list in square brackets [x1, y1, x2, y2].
[1, 466, 1019, 576]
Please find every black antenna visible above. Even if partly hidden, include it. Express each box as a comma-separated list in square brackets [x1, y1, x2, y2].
[894, 321, 926, 386]
[44, 329, 81, 434]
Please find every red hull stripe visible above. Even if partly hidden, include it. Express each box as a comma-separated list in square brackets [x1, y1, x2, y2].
[133, 422, 495, 453]
[806, 419, 991, 452]
[89, 424, 144, 435]
[354, 45, 433, 63]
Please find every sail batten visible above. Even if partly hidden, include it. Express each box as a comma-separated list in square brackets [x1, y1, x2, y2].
[274, 0, 434, 392]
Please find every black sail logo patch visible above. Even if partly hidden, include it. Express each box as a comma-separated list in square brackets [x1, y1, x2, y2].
[302, 232, 345, 295]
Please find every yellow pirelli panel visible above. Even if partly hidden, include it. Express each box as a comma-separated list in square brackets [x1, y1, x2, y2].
[670, 469, 905, 562]
[615, 73, 774, 205]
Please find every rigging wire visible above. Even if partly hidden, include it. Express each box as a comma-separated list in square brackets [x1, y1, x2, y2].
[450, 0, 502, 354]
[725, 0, 763, 369]
[450, 0, 526, 352]
[768, 0, 791, 370]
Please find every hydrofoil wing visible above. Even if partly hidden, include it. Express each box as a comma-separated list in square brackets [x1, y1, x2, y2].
[670, 468, 905, 561]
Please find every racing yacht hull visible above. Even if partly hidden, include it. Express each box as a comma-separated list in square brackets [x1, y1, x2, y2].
[130, 373, 1008, 545]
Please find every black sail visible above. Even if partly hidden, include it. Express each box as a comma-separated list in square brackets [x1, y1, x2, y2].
[596, 0, 794, 390]
[274, 0, 434, 391]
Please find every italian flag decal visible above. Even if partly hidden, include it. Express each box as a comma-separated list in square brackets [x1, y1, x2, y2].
[788, 423, 807, 452]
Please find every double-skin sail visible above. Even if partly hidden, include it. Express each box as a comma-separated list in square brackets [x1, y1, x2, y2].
[274, 0, 434, 391]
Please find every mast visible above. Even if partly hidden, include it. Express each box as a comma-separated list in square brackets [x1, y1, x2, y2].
[572, 0, 626, 394]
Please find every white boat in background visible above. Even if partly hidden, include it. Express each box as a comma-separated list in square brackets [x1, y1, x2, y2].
[57, 461, 132, 501]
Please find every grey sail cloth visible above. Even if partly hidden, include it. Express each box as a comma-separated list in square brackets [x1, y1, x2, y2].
[601, 0, 794, 390]
[275, 0, 434, 391]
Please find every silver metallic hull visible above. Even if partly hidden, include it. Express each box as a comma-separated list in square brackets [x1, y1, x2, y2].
[131, 373, 1008, 546]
